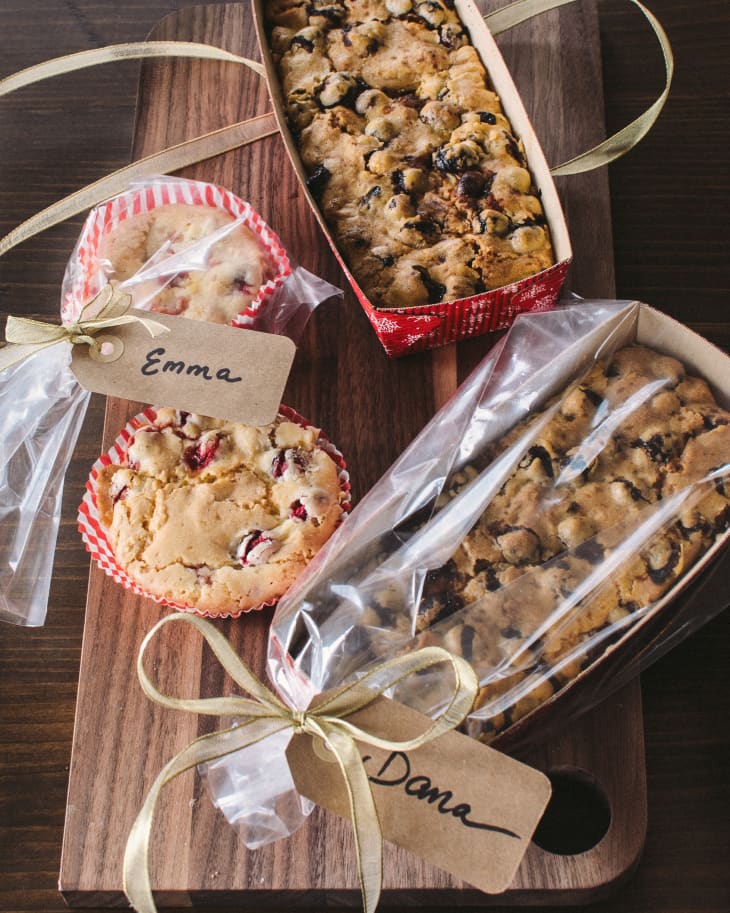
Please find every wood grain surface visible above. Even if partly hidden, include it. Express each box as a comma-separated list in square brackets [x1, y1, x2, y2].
[0, 1, 729, 913]
[60, 0, 641, 904]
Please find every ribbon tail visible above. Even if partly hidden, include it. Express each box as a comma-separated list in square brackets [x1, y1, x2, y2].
[72, 334, 96, 346]
[5, 314, 69, 345]
[318, 724, 383, 913]
[123, 750, 185, 913]
[84, 313, 170, 338]
[0, 339, 61, 372]
[123, 718, 291, 913]
[131, 317, 170, 338]
[0, 115, 277, 261]
[0, 41, 263, 97]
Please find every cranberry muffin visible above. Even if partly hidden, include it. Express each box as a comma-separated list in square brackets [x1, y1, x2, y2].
[100, 204, 273, 324]
[94, 408, 348, 614]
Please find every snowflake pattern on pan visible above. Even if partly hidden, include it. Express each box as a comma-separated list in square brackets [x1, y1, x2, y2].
[363, 261, 571, 357]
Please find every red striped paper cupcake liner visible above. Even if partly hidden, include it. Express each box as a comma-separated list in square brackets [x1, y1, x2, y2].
[78, 405, 351, 619]
[61, 177, 291, 328]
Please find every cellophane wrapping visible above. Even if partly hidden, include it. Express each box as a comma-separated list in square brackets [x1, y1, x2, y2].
[60, 176, 339, 340]
[0, 177, 342, 626]
[204, 300, 729, 845]
[0, 346, 90, 626]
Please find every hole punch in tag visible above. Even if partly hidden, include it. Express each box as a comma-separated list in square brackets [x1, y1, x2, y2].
[311, 735, 338, 765]
[88, 333, 125, 363]
[70, 309, 296, 426]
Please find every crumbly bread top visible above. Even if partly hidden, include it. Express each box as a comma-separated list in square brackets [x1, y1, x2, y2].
[421, 346, 729, 624]
[372, 344, 728, 740]
[266, 0, 554, 308]
[100, 204, 271, 324]
[96, 408, 346, 614]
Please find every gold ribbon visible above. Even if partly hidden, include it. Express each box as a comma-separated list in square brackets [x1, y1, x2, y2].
[0, 113, 278, 261]
[0, 42, 275, 260]
[0, 41, 263, 96]
[484, 0, 674, 176]
[123, 612, 478, 913]
[0, 3, 673, 260]
[0, 285, 168, 372]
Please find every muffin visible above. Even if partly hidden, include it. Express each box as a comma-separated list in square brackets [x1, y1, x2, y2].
[99, 204, 274, 324]
[85, 407, 350, 615]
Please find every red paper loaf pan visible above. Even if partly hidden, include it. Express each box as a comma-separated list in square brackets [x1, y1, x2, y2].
[253, 0, 572, 356]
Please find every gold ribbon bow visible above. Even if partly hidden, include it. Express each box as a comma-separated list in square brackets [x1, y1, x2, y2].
[0, 284, 169, 372]
[123, 612, 479, 913]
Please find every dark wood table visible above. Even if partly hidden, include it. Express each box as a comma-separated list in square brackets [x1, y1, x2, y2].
[1, 1, 728, 911]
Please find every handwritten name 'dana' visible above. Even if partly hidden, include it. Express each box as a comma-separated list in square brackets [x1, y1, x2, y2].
[141, 347, 242, 384]
[363, 750, 520, 839]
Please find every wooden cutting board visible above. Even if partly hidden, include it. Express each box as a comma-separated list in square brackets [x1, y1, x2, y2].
[60, 1, 647, 906]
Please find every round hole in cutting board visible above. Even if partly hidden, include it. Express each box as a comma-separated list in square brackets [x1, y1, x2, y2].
[531, 767, 611, 855]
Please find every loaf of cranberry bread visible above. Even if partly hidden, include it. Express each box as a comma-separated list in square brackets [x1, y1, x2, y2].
[100, 204, 273, 324]
[265, 0, 554, 309]
[397, 345, 729, 739]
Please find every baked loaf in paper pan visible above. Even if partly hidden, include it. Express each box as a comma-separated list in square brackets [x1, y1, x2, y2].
[408, 344, 730, 740]
[268, 308, 730, 747]
[265, 0, 554, 310]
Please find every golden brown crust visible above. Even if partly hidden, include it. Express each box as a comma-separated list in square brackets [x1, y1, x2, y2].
[410, 345, 730, 739]
[266, 1, 554, 309]
[96, 409, 346, 614]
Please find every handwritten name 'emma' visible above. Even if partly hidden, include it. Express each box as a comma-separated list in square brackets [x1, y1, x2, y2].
[363, 750, 520, 839]
[141, 347, 242, 384]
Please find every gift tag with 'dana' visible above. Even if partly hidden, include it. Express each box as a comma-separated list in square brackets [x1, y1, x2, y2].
[287, 694, 551, 895]
[71, 309, 296, 426]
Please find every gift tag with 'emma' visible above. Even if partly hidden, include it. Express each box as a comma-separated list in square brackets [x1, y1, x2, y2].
[71, 309, 295, 426]
[287, 694, 551, 895]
